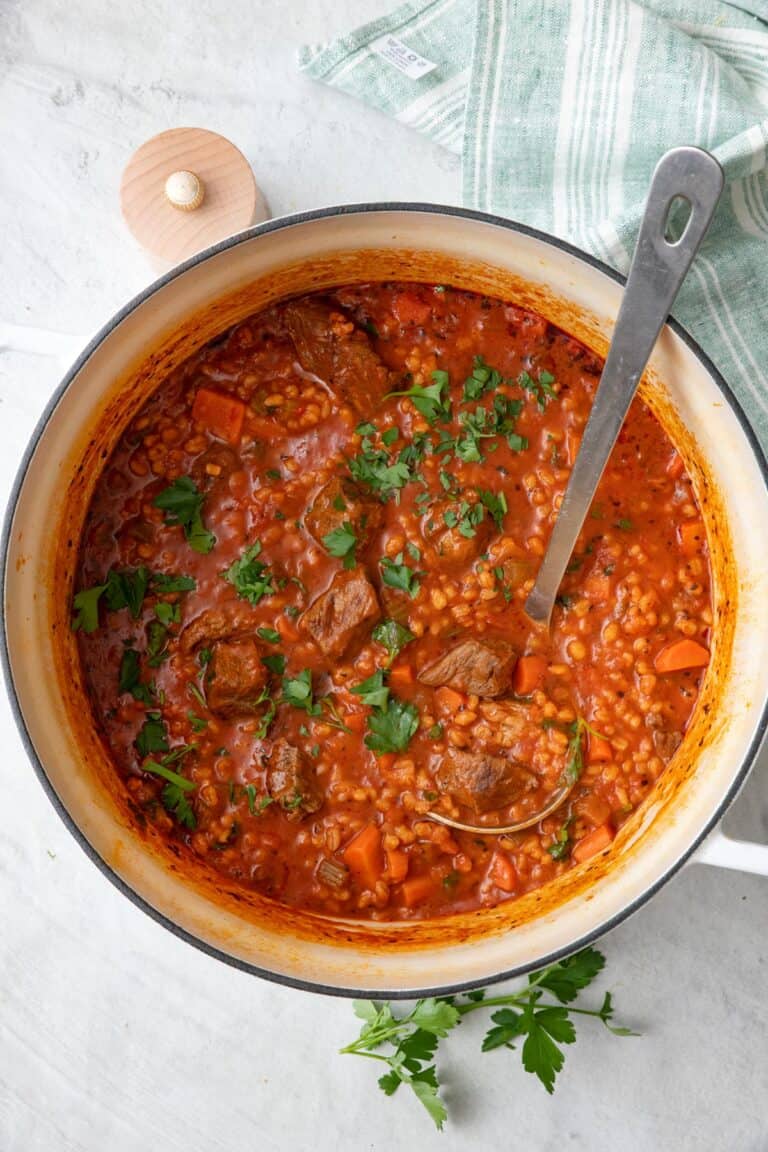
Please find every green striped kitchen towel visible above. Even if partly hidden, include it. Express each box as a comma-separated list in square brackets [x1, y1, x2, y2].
[300, 0, 768, 450]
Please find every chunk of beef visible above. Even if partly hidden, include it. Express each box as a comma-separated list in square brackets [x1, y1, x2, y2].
[436, 747, 530, 815]
[180, 603, 261, 654]
[283, 297, 392, 412]
[205, 638, 268, 718]
[302, 568, 380, 659]
[267, 739, 323, 819]
[305, 474, 382, 550]
[418, 638, 517, 698]
[421, 496, 494, 569]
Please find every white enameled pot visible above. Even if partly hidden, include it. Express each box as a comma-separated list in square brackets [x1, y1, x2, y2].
[3, 205, 768, 998]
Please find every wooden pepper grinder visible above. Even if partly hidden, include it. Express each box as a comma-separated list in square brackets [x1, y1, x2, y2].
[120, 127, 269, 269]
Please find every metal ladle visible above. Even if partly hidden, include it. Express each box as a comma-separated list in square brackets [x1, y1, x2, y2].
[428, 146, 724, 838]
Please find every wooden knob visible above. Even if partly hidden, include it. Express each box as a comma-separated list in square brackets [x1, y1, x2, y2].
[120, 127, 269, 267]
[164, 170, 205, 211]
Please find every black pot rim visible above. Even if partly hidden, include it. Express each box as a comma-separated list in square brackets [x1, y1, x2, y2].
[3, 201, 767, 1000]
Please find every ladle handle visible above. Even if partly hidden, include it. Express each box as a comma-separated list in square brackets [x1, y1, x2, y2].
[525, 146, 724, 626]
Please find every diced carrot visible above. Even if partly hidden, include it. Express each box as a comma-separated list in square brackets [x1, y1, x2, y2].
[191, 387, 246, 444]
[588, 734, 613, 764]
[566, 428, 582, 465]
[343, 823, 384, 890]
[654, 638, 710, 674]
[386, 848, 409, 884]
[378, 753, 396, 772]
[399, 873, 438, 908]
[667, 452, 685, 480]
[389, 664, 415, 690]
[512, 655, 547, 696]
[584, 572, 610, 601]
[435, 686, 466, 714]
[679, 520, 705, 557]
[392, 291, 432, 327]
[572, 822, 615, 863]
[488, 850, 517, 893]
[344, 712, 366, 733]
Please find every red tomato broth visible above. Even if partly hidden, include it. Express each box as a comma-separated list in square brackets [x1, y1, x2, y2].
[74, 282, 712, 921]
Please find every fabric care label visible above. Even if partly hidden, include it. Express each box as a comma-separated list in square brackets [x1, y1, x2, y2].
[369, 34, 438, 79]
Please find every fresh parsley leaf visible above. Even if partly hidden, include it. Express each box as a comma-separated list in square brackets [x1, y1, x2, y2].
[142, 758, 196, 829]
[322, 522, 358, 569]
[372, 618, 415, 659]
[118, 648, 153, 705]
[351, 669, 390, 710]
[518, 369, 557, 411]
[342, 946, 635, 1130]
[104, 567, 149, 618]
[71, 583, 107, 633]
[245, 784, 273, 816]
[386, 371, 452, 425]
[187, 710, 208, 733]
[348, 440, 411, 501]
[150, 572, 196, 593]
[381, 555, 422, 598]
[478, 488, 508, 531]
[261, 653, 286, 676]
[461, 354, 502, 402]
[257, 627, 281, 644]
[382, 426, 399, 446]
[154, 476, 215, 554]
[616, 518, 633, 531]
[135, 714, 169, 758]
[154, 601, 180, 627]
[355, 421, 377, 436]
[281, 669, 319, 714]
[365, 696, 419, 754]
[146, 619, 171, 668]
[223, 541, 275, 605]
[427, 723, 444, 740]
[547, 817, 572, 861]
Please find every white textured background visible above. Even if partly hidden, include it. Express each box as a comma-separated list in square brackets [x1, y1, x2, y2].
[1, 2, 766, 1149]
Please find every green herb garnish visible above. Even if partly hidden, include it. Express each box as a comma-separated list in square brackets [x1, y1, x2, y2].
[372, 619, 416, 660]
[322, 522, 358, 569]
[342, 947, 635, 1130]
[154, 476, 215, 554]
[223, 541, 275, 605]
[380, 554, 422, 598]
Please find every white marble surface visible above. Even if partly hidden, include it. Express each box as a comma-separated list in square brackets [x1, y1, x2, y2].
[1, 2, 767, 1149]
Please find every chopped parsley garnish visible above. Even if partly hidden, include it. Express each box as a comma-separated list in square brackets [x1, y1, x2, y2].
[104, 567, 149, 618]
[462, 354, 502, 401]
[547, 817, 573, 861]
[146, 619, 171, 667]
[448, 395, 526, 463]
[142, 754, 196, 829]
[428, 722, 444, 740]
[223, 541, 275, 605]
[519, 369, 557, 410]
[265, 468, 281, 481]
[380, 554, 422, 598]
[281, 669, 320, 714]
[118, 648, 153, 705]
[154, 601, 181, 627]
[348, 437, 411, 500]
[150, 572, 196, 593]
[153, 476, 216, 554]
[385, 371, 452, 425]
[615, 518, 633, 532]
[186, 710, 208, 733]
[322, 522, 358, 569]
[356, 421, 377, 436]
[261, 653, 287, 676]
[71, 584, 108, 633]
[246, 785, 273, 815]
[478, 488, 508, 531]
[444, 500, 485, 538]
[257, 627, 281, 644]
[365, 695, 420, 755]
[382, 426, 400, 446]
[372, 619, 415, 660]
[352, 669, 390, 710]
[135, 713, 169, 758]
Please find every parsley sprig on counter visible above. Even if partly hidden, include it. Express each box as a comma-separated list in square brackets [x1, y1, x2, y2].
[342, 947, 635, 1130]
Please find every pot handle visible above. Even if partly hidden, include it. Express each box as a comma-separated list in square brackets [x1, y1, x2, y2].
[693, 827, 768, 876]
